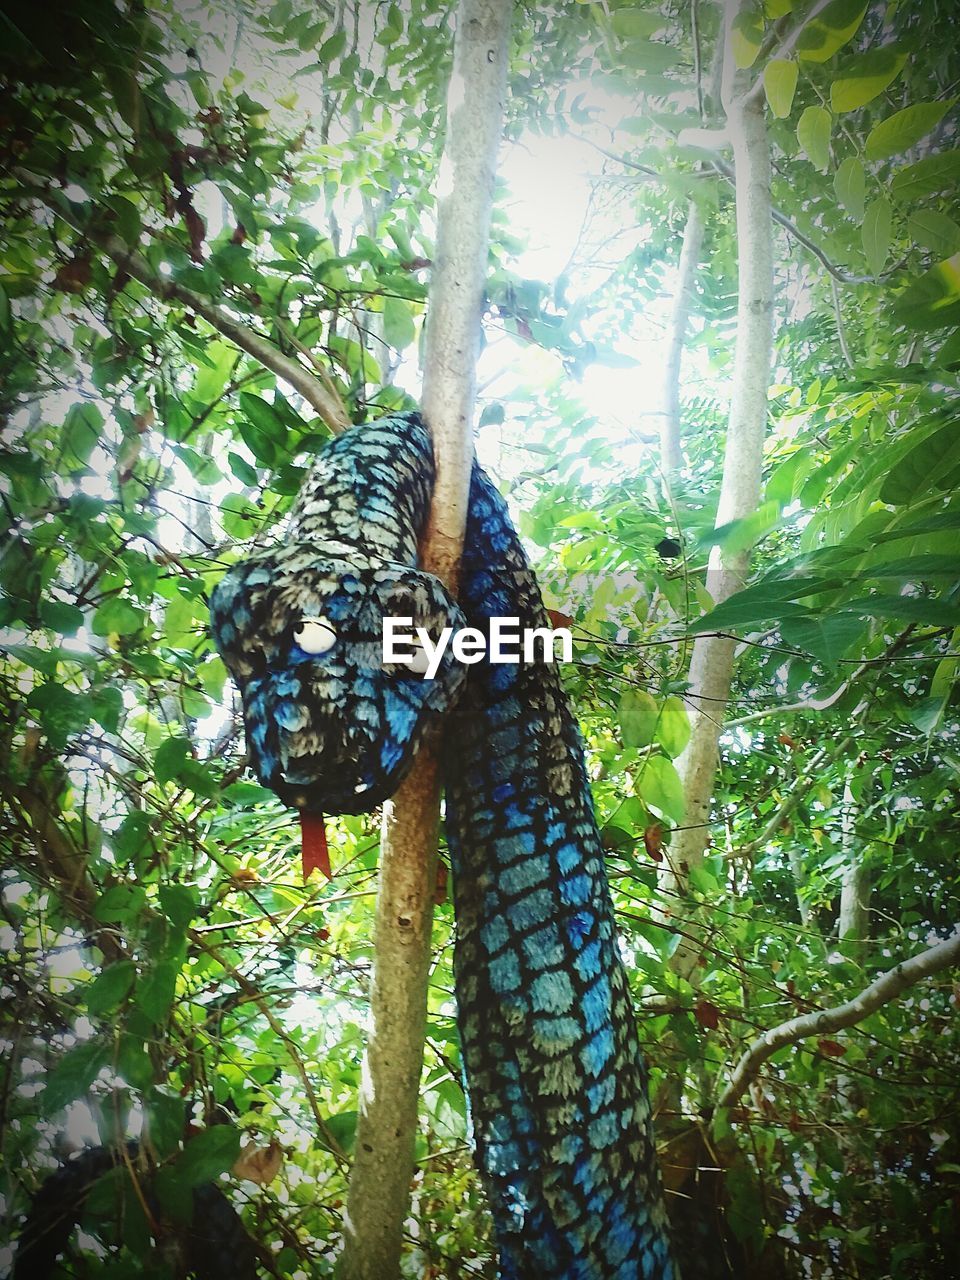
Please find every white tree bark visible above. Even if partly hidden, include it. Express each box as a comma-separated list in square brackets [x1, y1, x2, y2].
[718, 930, 960, 1110]
[660, 0, 774, 974]
[838, 776, 871, 959]
[337, 5, 512, 1277]
[657, 198, 704, 474]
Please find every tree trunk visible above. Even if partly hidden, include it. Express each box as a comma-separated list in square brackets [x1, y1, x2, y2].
[838, 776, 870, 960]
[336, 4, 512, 1277]
[660, 1, 774, 976]
[657, 197, 704, 474]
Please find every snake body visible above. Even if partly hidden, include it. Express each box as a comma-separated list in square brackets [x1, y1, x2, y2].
[210, 412, 676, 1279]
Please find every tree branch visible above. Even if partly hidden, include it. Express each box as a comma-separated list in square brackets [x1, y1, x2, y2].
[337, 3, 512, 1277]
[98, 237, 351, 433]
[718, 930, 960, 1109]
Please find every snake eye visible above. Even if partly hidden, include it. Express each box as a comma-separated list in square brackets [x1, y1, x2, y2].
[383, 637, 431, 677]
[294, 617, 338, 655]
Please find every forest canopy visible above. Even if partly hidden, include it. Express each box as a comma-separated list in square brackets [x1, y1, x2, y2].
[1, 0, 958, 1276]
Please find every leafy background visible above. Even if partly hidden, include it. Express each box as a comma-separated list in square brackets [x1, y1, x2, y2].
[1, 0, 958, 1275]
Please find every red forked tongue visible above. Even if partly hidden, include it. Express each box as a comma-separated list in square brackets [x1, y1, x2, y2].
[300, 810, 331, 881]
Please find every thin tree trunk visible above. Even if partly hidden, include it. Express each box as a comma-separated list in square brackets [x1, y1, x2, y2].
[336, 4, 511, 1277]
[838, 776, 870, 960]
[660, 0, 774, 975]
[657, 198, 704, 474]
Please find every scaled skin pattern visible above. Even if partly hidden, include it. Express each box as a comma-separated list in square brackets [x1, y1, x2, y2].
[210, 413, 677, 1279]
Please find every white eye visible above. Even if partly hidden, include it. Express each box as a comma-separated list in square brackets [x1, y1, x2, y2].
[384, 640, 431, 676]
[294, 617, 337, 655]
[403, 643, 431, 676]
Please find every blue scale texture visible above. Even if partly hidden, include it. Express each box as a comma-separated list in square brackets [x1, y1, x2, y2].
[210, 413, 676, 1278]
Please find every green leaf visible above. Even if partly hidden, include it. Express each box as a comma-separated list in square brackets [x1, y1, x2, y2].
[86, 961, 136, 1016]
[838, 595, 960, 627]
[830, 48, 907, 112]
[656, 697, 691, 758]
[92, 596, 144, 636]
[879, 421, 960, 502]
[834, 156, 865, 220]
[177, 1126, 241, 1187]
[381, 295, 416, 349]
[158, 884, 198, 928]
[146, 1089, 186, 1160]
[863, 198, 893, 276]
[892, 151, 960, 201]
[155, 736, 190, 786]
[730, 9, 763, 68]
[796, 0, 867, 62]
[780, 614, 864, 665]
[895, 252, 960, 330]
[136, 959, 180, 1025]
[618, 688, 659, 748]
[637, 755, 685, 823]
[94, 884, 147, 924]
[764, 60, 799, 119]
[618, 39, 683, 73]
[228, 451, 259, 486]
[865, 101, 953, 162]
[63, 403, 104, 467]
[611, 10, 663, 39]
[43, 1039, 108, 1114]
[797, 106, 832, 172]
[908, 211, 960, 259]
[322, 1109, 358, 1155]
[117, 1035, 154, 1090]
[317, 29, 347, 63]
[238, 392, 288, 463]
[39, 599, 84, 635]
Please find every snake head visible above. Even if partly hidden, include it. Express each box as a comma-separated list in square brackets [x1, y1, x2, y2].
[210, 545, 467, 813]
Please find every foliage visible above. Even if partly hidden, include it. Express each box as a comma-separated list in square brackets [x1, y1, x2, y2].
[1, 0, 958, 1277]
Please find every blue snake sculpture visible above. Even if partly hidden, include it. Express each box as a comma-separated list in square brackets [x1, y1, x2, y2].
[210, 412, 677, 1279]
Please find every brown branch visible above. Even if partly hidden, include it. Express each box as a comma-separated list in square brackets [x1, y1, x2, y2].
[718, 930, 960, 1110]
[98, 237, 351, 432]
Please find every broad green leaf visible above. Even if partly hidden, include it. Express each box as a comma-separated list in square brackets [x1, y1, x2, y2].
[796, 0, 867, 62]
[91, 596, 144, 636]
[895, 253, 960, 330]
[780, 614, 864, 666]
[830, 48, 907, 112]
[892, 151, 960, 200]
[117, 1035, 154, 1090]
[879, 421, 960, 503]
[146, 1089, 186, 1160]
[238, 392, 289, 457]
[764, 60, 799, 119]
[43, 1039, 108, 1114]
[611, 11, 663, 39]
[136, 959, 180, 1025]
[317, 29, 347, 63]
[839, 596, 960, 627]
[618, 39, 683, 73]
[158, 884, 198, 928]
[637, 755, 685, 823]
[656, 697, 691, 758]
[382, 295, 416, 349]
[865, 101, 952, 162]
[323, 1109, 358, 1155]
[908, 211, 960, 259]
[618, 688, 659, 748]
[863, 198, 893, 276]
[834, 156, 865, 219]
[40, 599, 84, 635]
[94, 884, 147, 923]
[86, 961, 136, 1016]
[857, 554, 960, 578]
[177, 1126, 241, 1187]
[731, 10, 763, 68]
[63, 403, 104, 467]
[155, 736, 190, 785]
[797, 106, 832, 172]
